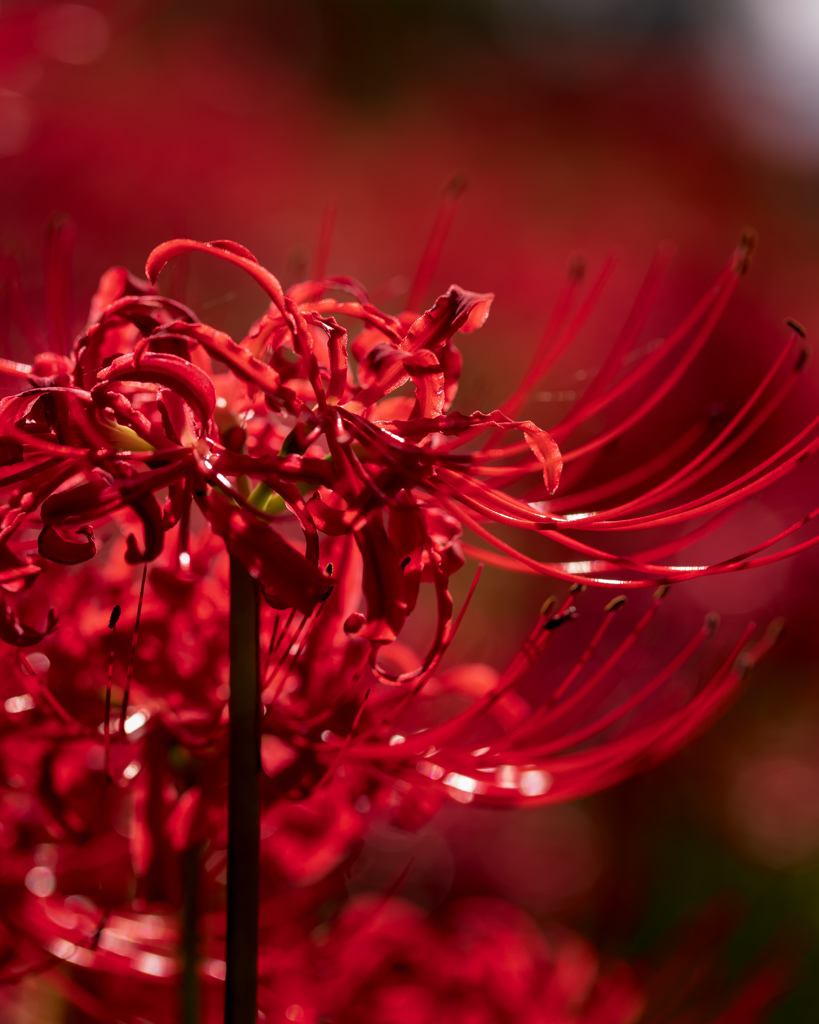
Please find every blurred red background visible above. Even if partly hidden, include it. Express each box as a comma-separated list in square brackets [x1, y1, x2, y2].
[3, 2, 819, 1021]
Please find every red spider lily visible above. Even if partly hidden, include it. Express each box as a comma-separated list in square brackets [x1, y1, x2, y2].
[0, 521, 790, 1019]
[2, 231, 818, 649]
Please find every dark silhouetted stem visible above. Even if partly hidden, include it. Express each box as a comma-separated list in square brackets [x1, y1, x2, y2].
[181, 843, 201, 1024]
[225, 556, 260, 1024]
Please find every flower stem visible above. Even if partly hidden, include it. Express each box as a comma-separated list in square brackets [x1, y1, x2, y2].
[225, 555, 260, 1024]
[181, 843, 201, 1024]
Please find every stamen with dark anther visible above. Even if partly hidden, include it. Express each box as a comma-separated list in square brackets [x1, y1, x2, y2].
[314, 688, 370, 792]
[119, 564, 147, 736]
[103, 604, 121, 783]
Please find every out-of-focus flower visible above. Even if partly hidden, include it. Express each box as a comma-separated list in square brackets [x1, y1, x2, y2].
[303, 895, 643, 1024]
[724, 696, 819, 868]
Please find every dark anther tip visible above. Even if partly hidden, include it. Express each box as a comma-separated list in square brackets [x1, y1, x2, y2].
[733, 229, 757, 275]
[445, 174, 467, 198]
[703, 612, 720, 637]
[604, 595, 627, 613]
[108, 605, 121, 630]
[539, 596, 556, 617]
[568, 256, 587, 282]
[785, 318, 807, 339]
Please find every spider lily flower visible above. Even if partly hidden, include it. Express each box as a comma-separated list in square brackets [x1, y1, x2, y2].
[2, 231, 818, 651]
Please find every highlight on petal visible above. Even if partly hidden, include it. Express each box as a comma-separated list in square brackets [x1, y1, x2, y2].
[520, 420, 563, 494]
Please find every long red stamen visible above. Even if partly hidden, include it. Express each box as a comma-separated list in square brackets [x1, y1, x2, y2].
[0, 356, 33, 378]
[104, 604, 121, 783]
[44, 215, 75, 356]
[494, 594, 629, 750]
[565, 244, 674, 423]
[551, 244, 745, 444]
[311, 202, 337, 282]
[560, 265, 741, 465]
[497, 256, 588, 424]
[545, 420, 706, 513]
[596, 327, 805, 519]
[505, 611, 716, 761]
[407, 176, 465, 313]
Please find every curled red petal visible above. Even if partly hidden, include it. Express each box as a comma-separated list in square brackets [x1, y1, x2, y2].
[93, 350, 216, 428]
[404, 348, 445, 419]
[306, 311, 348, 403]
[87, 264, 155, 323]
[354, 518, 408, 645]
[123, 491, 164, 564]
[145, 238, 286, 312]
[349, 287, 493, 412]
[0, 387, 101, 452]
[41, 475, 118, 525]
[356, 340, 404, 392]
[403, 284, 494, 354]
[207, 239, 260, 262]
[38, 524, 96, 565]
[520, 420, 563, 494]
[39, 468, 172, 566]
[0, 564, 40, 587]
[0, 597, 57, 646]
